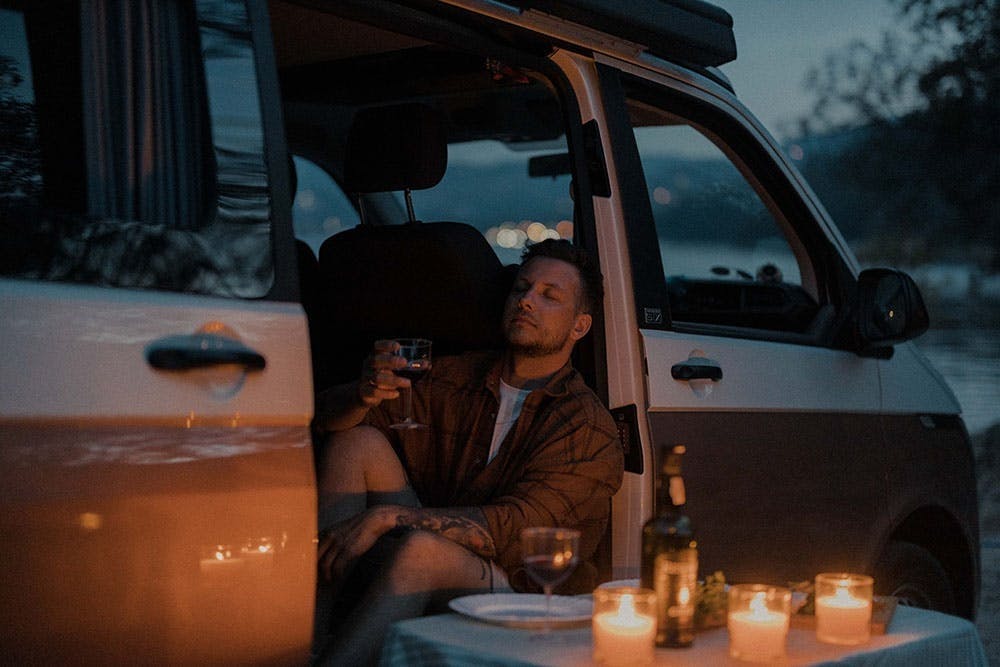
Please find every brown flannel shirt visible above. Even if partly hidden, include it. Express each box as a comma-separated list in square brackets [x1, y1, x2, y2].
[365, 350, 624, 593]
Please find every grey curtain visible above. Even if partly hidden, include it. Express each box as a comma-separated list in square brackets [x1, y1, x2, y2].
[81, 0, 211, 230]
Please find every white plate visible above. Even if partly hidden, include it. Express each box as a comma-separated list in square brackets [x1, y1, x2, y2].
[597, 578, 640, 589]
[448, 593, 593, 629]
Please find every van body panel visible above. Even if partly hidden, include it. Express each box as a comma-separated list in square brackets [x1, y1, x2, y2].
[549, 49, 657, 577]
[0, 281, 316, 663]
[879, 341, 964, 415]
[647, 410, 888, 582]
[643, 329, 881, 412]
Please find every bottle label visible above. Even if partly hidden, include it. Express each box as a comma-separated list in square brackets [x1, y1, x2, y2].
[653, 549, 697, 645]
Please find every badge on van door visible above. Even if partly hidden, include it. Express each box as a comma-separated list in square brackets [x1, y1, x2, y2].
[644, 308, 663, 325]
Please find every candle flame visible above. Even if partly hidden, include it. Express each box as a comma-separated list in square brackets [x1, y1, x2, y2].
[834, 582, 855, 602]
[618, 593, 638, 621]
[749, 591, 769, 617]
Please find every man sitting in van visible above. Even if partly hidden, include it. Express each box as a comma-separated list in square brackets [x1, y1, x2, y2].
[312, 239, 624, 665]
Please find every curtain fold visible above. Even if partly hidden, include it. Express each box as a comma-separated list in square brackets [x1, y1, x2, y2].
[81, 0, 209, 229]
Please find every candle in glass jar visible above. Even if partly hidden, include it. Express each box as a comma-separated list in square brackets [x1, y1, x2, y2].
[728, 590, 790, 662]
[815, 575, 873, 645]
[592, 592, 656, 666]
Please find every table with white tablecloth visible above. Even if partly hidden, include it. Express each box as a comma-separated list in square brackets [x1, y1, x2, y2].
[380, 604, 988, 666]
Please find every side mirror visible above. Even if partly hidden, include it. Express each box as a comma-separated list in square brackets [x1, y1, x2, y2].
[855, 268, 929, 354]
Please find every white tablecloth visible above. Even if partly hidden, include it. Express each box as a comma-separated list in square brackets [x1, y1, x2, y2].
[380, 605, 988, 666]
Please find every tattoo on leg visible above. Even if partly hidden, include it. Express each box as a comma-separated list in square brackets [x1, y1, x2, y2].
[391, 507, 497, 559]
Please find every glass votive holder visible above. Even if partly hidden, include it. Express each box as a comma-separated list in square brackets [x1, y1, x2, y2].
[592, 586, 657, 666]
[814, 573, 874, 645]
[727, 584, 791, 663]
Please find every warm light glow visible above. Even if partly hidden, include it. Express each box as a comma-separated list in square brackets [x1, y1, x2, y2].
[556, 220, 574, 239]
[496, 228, 519, 248]
[678, 585, 690, 605]
[527, 222, 547, 242]
[593, 589, 656, 665]
[824, 582, 867, 609]
[749, 591, 769, 617]
[78, 512, 103, 530]
[553, 552, 565, 567]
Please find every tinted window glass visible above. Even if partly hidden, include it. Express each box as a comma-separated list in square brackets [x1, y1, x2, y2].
[291, 155, 360, 256]
[629, 99, 820, 333]
[0, 0, 273, 297]
[414, 139, 573, 266]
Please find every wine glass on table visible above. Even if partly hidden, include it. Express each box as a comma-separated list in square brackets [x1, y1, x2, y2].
[520, 527, 581, 634]
[389, 338, 432, 430]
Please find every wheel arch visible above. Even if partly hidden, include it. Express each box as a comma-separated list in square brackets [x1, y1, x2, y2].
[877, 505, 978, 619]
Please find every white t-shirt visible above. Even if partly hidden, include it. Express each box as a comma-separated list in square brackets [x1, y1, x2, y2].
[488, 379, 532, 464]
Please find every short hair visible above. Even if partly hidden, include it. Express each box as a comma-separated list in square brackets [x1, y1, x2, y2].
[521, 239, 604, 314]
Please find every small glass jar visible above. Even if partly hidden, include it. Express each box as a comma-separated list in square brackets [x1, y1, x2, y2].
[814, 573, 874, 645]
[592, 586, 657, 666]
[727, 584, 791, 662]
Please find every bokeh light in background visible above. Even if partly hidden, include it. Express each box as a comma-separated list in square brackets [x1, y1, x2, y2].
[486, 219, 572, 251]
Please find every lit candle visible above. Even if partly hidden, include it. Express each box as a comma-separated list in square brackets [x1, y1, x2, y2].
[728, 590, 790, 662]
[593, 592, 657, 666]
[815, 577, 873, 645]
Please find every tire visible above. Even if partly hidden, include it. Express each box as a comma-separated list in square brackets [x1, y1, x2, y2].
[873, 540, 957, 614]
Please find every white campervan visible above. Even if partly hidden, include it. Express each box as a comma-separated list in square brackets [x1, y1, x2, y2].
[0, 0, 979, 662]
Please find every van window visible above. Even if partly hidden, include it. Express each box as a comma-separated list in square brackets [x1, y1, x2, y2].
[291, 155, 360, 256]
[412, 139, 574, 266]
[627, 97, 821, 334]
[0, 0, 273, 297]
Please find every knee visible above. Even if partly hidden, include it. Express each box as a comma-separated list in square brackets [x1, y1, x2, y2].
[318, 426, 393, 478]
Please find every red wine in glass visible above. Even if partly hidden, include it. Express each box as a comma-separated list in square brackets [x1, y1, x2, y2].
[389, 339, 431, 430]
[524, 553, 580, 590]
[520, 527, 580, 633]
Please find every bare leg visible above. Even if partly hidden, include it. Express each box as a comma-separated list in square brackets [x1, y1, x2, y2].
[313, 426, 419, 657]
[316, 425, 419, 529]
[320, 530, 498, 667]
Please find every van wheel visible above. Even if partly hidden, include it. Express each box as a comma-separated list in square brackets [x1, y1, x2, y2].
[873, 540, 956, 614]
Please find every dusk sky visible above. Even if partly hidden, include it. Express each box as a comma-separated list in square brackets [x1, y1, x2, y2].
[711, 0, 900, 138]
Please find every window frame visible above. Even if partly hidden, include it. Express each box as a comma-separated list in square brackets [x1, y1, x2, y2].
[598, 63, 856, 349]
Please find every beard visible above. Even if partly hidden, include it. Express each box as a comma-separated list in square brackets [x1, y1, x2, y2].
[504, 321, 574, 357]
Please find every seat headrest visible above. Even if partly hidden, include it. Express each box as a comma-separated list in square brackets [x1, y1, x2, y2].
[344, 103, 448, 194]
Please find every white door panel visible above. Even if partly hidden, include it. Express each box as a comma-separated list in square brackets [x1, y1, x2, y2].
[643, 329, 880, 411]
[1, 280, 312, 421]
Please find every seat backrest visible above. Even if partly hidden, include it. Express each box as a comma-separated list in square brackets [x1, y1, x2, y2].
[311, 103, 513, 390]
[316, 222, 512, 388]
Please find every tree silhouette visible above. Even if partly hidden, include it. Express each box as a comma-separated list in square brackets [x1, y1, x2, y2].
[0, 55, 42, 202]
[800, 0, 999, 271]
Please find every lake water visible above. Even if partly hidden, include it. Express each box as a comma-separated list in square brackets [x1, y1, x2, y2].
[914, 328, 1000, 437]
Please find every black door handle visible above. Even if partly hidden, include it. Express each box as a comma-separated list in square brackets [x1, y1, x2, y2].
[146, 333, 266, 371]
[671, 357, 722, 381]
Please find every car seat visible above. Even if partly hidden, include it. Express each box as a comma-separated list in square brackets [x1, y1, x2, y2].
[314, 103, 513, 390]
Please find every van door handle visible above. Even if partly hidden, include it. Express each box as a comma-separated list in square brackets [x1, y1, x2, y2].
[671, 357, 722, 381]
[146, 333, 266, 371]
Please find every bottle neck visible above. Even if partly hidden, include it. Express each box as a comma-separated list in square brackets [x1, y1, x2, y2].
[657, 473, 686, 513]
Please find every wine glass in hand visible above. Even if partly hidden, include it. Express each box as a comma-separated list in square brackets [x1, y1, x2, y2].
[389, 338, 432, 430]
[521, 527, 580, 632]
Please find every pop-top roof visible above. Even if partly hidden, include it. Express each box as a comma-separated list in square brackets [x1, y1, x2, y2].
[504, 0, 737, 67]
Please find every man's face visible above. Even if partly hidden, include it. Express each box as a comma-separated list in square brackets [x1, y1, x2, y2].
[502, 256, 592, 358]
